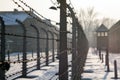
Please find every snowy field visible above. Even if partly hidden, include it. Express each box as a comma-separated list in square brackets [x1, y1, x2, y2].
[109, 53, 120, 70]
[5, 51, 57, 80]
[100, 51, 120, 70]
[82, 48, 120, 80]
[4, 48, 120, 80]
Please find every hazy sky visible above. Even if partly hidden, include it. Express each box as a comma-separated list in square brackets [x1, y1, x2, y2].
[0, 0, 120, 22]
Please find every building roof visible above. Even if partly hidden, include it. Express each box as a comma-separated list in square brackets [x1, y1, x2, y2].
[109, 20, 120, 32]
[0, 10, 32, 25]
[96, 24, 108, 32]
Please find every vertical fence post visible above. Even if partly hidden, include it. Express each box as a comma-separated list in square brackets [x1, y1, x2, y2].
[101, 54, 104, 63]
[0, 16, 6, 80]
[59, 0, 68, 80]
[76, 19, 88, 79]
[105, 54, 107, 66]
[52, 33, 55, 62]
[55, 33, 59, 59]
[41, 28, 49, 66]
[45, 30, 49, 66]
[18, 53, 20, 61]
[48, 31, 55, 62]
[67, 4, 77, 80]
[99, 49, 101, 60]
[7, 50, 10, 61]
[30, 24, 40, 69]
[106, 49, 110, 72]
[16, 19, 27, 77]
[32, 50, 34, 58]
[114, 60, 118, 79]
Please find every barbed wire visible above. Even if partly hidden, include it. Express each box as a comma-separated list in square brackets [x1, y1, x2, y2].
[0, 55, 53, 64]
[0, 48, 72, 65]
[4, 46, 88, 80]
[49, 0, 74, 28]
[55, 30, 88, 79]
[5, 58, 54, 79]
[12, 0, 78, 27]
[68, 0, 74, 11]
[2, 38, 87, 80]
[16, 0, 58, 24]
[1, 0, 88, 80]
[50, 0, 59, 6]
[0, 33, 58, 40]
[18, 0, 78, 30]
[12, 0, 57, 28]
[12, 0, 76, 33]
[55, 48, 88, 79]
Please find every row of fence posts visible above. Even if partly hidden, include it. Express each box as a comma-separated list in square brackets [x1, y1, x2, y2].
[76, 21, 89, 80]
[98, 49, 118, 79]
[67, 4, 89, 80]
[7, 50, 36, 62]
[0, 16, 59, 80]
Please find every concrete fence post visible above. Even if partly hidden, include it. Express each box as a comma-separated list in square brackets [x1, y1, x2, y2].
[114, 60, 118, 79]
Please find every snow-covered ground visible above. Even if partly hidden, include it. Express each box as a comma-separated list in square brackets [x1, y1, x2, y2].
[5, 48, 120, 80]
[82, 49, 120, 80]
[16, 61, 59, 80]
[109, 53, 120, 70]
[5, 51, 57, 80]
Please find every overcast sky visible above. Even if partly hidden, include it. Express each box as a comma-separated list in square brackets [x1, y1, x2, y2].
[0, 0, 120, 22]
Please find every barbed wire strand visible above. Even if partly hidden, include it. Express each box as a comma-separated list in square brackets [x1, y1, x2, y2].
[18, 0, 58, 23]
[2, 0, 88, 79]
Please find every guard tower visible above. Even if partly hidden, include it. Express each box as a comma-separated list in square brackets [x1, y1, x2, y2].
[96, 24, 108, 50]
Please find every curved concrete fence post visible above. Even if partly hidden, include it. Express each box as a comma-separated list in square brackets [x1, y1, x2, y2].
[30, 24, 40, 69]
[41, 28, 49, 66]
[16, 19, 27, 77]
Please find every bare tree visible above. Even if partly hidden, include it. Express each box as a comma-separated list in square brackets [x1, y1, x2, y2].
[78, 7, 116, 47]
[78, 7, 98, 32]
[101, 17, 116, 29]
[78, 7, 98, 47]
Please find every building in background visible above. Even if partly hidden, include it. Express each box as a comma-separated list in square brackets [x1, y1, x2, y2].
[96, 24, 108, 50]
[109, 20, 120, 53]
[0, 9, 58, 53]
